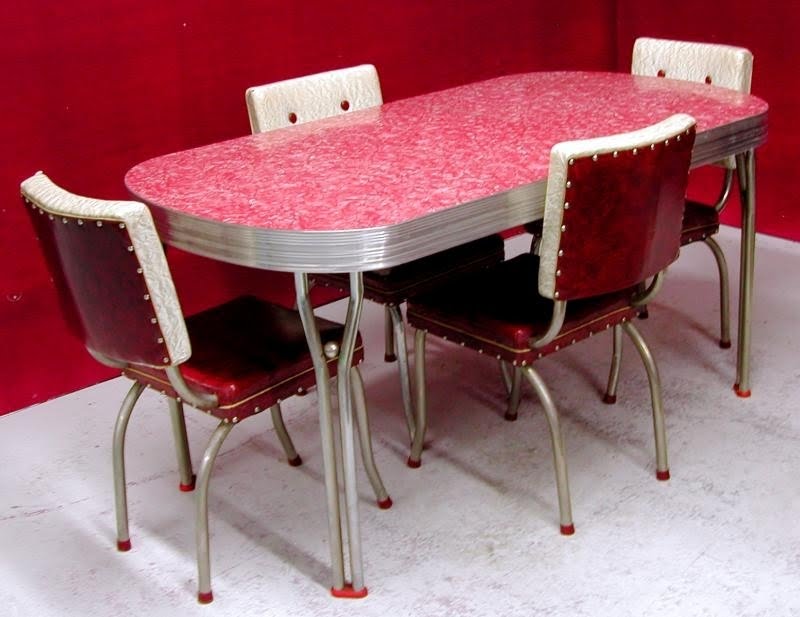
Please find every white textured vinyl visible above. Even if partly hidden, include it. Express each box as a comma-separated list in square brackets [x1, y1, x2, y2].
[632, 37, 753, 170]
[245, 64, 382, 134]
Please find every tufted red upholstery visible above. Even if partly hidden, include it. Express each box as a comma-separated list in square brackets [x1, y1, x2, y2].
[126, 296, 363, 422]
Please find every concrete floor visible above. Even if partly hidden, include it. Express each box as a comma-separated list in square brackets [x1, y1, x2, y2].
[1, 227, 798, 617]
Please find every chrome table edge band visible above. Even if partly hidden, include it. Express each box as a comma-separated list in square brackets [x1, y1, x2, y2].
[151, 112, 767, 274]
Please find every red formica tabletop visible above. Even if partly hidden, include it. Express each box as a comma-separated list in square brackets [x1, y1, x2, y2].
[125, 71, 767, 273]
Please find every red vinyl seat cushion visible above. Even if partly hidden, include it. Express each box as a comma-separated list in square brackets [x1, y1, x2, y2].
[407, 253, 641, 364]
[125, 296, 362, 421]
[680, 199, 720, 245]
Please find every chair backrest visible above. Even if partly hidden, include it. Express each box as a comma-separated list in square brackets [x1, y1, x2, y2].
[632, 37, 753, 93]
[245, 64, 383, 134]
[632, 37, 751, 171]
[538, 114, 696, 301]
[20, 172, 191, 369]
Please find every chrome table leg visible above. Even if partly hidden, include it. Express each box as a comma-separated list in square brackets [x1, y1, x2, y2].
[335, 272, 368, 596]
[734, 149, 756, 397]
[294, 273, 346, 594]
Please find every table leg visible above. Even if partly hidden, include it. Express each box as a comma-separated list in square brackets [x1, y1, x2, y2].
[335, 272, 368, 596]
[734, 149, 756, 397]
[294, 273, 345, 593]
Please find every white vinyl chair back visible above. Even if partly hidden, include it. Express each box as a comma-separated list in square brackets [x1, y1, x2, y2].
[245, 64, 383, 133]
[632, 37, 752, 169]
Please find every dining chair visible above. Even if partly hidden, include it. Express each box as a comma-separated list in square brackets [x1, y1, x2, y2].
[246, 64, 505, 442]
[518, 38, 753, 410]
[604, 38, 756, 400]
[406, 114, 697, 534]
[20, 171, 391, 603]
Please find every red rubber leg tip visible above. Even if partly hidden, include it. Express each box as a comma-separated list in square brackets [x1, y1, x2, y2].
[197, 591, 214, 604]
[377, 496, 393, 510]
[384, 353, 397, 363]
[503, 412, 518, 421]
[117, 539, 132, 552]
[406, 456, 421, 469]
[288, 455, 303, 467]
[733, 384, 752, 398]
[331, 584, 368, 599]
[638, 309, 649, 320]
[179, 474, 196, 492]
[719, 340, 732, 349]
[602, 393, 617, 405]
[656, 469, 671, 481]
[560, 524, 575, 536]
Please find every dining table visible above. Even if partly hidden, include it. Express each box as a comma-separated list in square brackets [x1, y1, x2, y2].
[124, 70, 768, 596]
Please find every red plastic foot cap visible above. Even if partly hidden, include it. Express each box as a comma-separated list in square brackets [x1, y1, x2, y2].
[331, 584, 368, 599]
[384, 353, 397, 363]
[733, 383, 752, 398]
[197, 591, 214, 604]
[406, 456, 421, 469]
[560, 523, 575, 536]
[638, 309, 649, 319]
[179, 474, 197, 492]
[656, 469, 671, 481]
[719, 340, 732, 349]
[288, 455, 303, 467]
[602, 393, 617, 405]
[377, 496, 393, 510]
[503, 412, 518, 422]
[117, 539, 132, 552]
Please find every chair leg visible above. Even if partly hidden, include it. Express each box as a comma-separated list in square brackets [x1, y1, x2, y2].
[520, 367, 575, 535]
[269, 404, 302, 467]
[499, 359, 512, 393]
[408, 329, 428, 468]
[113, 381, 146, 552]
[167, 398, 196, 491]
[196, 421, 235, 604]
[384, 305, 397, 362]
[500, 361, 524, 420]
[621, 322, 670, 481]
[603, 325, 623, 404]
[505, 366, 523, 421]
[350, 367, 393, 509]
[703, 236, 732, 349]
[387, 304, 416, 441]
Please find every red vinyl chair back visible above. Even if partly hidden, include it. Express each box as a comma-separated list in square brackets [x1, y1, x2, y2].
[22, 171, 189, 369]
[538, 114, 696, 301]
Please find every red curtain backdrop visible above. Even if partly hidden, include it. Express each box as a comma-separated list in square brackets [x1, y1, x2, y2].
[0, 0, 795, 414]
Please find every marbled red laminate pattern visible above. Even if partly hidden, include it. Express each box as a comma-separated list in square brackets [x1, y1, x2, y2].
[125, 72, 767, 233]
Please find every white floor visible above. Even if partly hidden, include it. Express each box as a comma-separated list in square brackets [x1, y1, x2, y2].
[1, 227, 799, 617]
